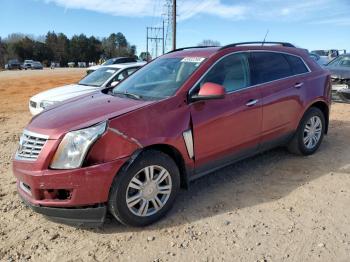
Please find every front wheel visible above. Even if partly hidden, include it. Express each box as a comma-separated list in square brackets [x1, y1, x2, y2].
[108, 150, 180, 227]
[288, 107, 325, 155]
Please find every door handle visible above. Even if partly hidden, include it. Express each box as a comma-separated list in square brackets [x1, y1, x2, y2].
[246, 99, 259, 107]
[294, 82, 304, 89]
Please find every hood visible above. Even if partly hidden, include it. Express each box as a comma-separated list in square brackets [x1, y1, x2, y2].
[326, 66, 350, 79]
[31, 84, 99, 103]
[28, 92, 155, 139]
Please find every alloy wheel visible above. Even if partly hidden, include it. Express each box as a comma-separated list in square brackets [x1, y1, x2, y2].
[126, 165, 172, 217]
[303, 116, 322, 149]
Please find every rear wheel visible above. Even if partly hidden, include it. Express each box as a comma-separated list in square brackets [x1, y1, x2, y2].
[288, 107, 325, 155]
[108, 150, 180, 227]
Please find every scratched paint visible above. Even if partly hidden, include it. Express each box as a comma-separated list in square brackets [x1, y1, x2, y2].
[108, 127, 143, 148]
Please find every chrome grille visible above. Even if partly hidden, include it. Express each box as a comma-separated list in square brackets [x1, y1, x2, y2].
[15, 130, 49, 161]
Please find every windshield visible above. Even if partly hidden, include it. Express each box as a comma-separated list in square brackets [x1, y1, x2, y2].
[327, 55, 350, 67]
[112, 57, 205, 100]
[79, 67, 119, 87]
[102, 58, 117, 66]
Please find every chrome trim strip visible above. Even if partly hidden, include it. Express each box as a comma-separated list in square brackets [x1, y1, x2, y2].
[183, 129, 194, 159]
[22, 129, 49, 140]
[188, 50, 312, 98]
[246, 99, 259, 106]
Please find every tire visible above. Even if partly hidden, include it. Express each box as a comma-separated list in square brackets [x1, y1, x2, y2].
[288, 107, 325, 155]
[108, 150, 180, 227]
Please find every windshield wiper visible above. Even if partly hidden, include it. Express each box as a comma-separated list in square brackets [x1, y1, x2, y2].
[113, 91, 142, 100]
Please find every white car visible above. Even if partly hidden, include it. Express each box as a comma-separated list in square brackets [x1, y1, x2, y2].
[29, 62, 146, 115]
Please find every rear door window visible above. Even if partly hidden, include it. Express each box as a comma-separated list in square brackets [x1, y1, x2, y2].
[251, 52, 293, 85]
[284, 55, 309, 75]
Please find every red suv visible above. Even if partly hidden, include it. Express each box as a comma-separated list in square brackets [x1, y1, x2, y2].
[13, 42, 331, 227]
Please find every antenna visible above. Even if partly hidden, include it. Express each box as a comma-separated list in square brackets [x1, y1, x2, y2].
[262, 29, 269, 46]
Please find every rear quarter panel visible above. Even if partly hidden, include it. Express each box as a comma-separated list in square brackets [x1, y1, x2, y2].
[295, 67, 331, 130]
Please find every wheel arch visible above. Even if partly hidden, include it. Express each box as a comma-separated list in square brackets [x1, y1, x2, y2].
[307, 101, 330, 134]
[120, 144, 189, 189]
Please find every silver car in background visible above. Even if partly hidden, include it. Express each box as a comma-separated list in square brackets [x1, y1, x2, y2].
[325, 54, 350, 103]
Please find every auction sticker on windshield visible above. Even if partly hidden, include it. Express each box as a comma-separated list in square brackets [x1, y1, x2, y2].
[181, 57, 206, 63]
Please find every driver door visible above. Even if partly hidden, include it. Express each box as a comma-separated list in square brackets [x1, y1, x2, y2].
[189, 52, 263, 172]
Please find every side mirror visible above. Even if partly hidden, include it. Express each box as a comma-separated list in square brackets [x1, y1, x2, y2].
[110, 81, 119, 87]
[191, 82, 225, 102]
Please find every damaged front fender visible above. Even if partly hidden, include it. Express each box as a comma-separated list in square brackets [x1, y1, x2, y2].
[84, 126, 142, 166]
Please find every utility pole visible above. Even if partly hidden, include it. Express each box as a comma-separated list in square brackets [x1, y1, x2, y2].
[146, 28, 149, 61]
[172, 0, 176, 50]
[162, 20, 165, 54]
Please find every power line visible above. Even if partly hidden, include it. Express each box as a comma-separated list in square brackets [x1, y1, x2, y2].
[150, 0, 161, 30]
[146, 0, 176, 56]
[146, 25, 165, 60]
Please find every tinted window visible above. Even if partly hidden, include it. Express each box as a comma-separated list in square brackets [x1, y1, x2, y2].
[116, 58, 137, 64]
[252, 52, 292, 84]
[103, 58, 117, 65]
[285, 55, 309, 74]
[116, 58, 127, 63]
[199, 53, 250, 93]
[125, 58, 137, 63]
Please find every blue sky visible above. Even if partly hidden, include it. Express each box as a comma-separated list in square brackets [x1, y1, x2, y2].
[1, 0, 350, 56]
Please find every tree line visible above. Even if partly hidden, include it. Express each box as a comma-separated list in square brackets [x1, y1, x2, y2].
[0, 32, 137, 67]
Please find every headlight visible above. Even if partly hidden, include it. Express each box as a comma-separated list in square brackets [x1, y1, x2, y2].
[40, 100, 58, 109]
[50, 121, 107, 169]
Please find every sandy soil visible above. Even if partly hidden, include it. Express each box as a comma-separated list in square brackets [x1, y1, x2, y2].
[0, 69, 349, 262]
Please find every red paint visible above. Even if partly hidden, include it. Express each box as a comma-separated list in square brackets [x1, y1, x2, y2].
[13, 45, 331, 209]
[13, 157, 128, 207]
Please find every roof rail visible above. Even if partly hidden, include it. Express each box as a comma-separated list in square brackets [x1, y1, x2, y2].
[220, 41, 296, 50]
[167, 45, 219, 54]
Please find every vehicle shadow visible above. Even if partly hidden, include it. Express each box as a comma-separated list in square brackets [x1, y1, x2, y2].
[91, 119, 350, 234]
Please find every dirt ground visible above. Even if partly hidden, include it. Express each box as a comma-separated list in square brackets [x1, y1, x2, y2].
[0, 69, 349, 262]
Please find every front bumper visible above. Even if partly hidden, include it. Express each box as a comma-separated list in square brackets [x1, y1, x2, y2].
[13, 157, 128, 225]
[332, 88, 350, 103]
[338, 88, 350, 103]
[20, 193, 107, 227]
[331, 80, 349, 102]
